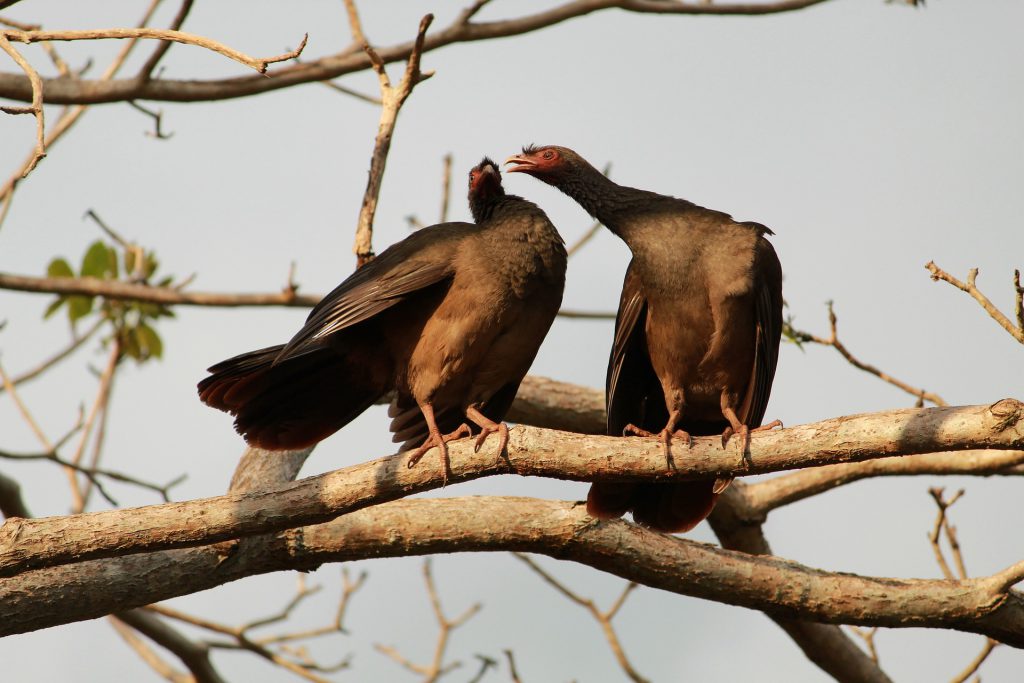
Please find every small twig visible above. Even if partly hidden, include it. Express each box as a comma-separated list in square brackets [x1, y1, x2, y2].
[948, 638, 999, 683]
[344, 5, 435, 266]
[928, 487, 966, 581]
[70, 336, 122, 512]
[513, 553, 649, 683]
[926, 262, 1024, 345]
[457, 0, 495, 24]
[109, 616, 193, 683]
[128, 101, 174, 139]
[256, 568, 367, 645]
[848, 626, 880, 664]
[439, 153, 453, 223]
[375, 558, 479, 682]
[503, 649, 523, 683]
[466, 654, 498, 683]
[0, 316, 104, 393]
[0, 31, 45, 176]
[787, 301, 948, 406]
[2, 27, 306, 75]
[135, 0, 195, 83]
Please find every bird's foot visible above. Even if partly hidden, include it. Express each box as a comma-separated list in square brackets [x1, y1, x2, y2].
[474, 421, 510, 459]
[406, 423, 473, 476]
[623, 423, 655, 437]
[721, 424, 750, 451]
[752, 419, 783, 433]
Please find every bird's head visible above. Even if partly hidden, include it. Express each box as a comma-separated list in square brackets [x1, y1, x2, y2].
[504, 145, 586, 185]
[468, 157, 505, 222]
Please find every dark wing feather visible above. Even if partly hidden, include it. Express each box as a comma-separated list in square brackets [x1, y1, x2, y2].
[742, 236, 783, 427]
[605, 261, 664, 436]
[277, 224, 468, 362]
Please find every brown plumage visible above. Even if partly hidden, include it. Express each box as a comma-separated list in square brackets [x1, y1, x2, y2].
[199, 159, 566, 474]
[507, 145, 782, 532]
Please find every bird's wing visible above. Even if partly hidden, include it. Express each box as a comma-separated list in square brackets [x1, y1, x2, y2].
[605, 261, 665, 435]
[277, 224, 468, 362]
[740, 236, 783, 426]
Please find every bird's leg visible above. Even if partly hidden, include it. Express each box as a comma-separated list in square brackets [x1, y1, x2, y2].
[623, 408, 690, 470]
[464, 405, 509, 459]
[406, 403, 472, 483]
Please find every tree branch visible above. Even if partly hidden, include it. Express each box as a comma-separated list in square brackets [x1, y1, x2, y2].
[0, 0, 834, 105]
[926, 262, 1024, 345]
[4, 496, 1024, 647]
[1, 400, 1021, 579]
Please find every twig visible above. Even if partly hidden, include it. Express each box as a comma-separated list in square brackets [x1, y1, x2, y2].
[147, 603, 346, 683]
[344, 4, 435, 266]
[0, 316, 105, 393]
[504, 649, 523, 683]
[128, 100, 174, 139]
[949, 638, 999, 683]
[0, 31, 45, 176]
[848, 626, 880, 664]
[928, 487, 966, 581]
[135, 0, 195, 83]
[375, 558, 480, 681]
[2, 27, 306, 75]
[513, 553, 649, 683]
[109, 616, 193, 683]
[439, 153, 453, 223]
[256, 568, 367, 645]
[787, 301, 948, 406]
[69, 336, 122, 512]
[926, 262, 1024, 345]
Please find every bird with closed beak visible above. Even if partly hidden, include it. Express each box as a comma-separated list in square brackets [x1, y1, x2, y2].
[199, 158, 567, 478]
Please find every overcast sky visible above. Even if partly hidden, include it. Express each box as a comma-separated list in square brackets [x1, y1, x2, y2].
[1, 1, 1023, 681]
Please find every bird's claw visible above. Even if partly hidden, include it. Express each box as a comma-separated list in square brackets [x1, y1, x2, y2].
[474, 422, 509, 459]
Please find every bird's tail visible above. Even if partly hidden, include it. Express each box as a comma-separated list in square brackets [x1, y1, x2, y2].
[587, 417, 728, 533]
[197, 342, 390, 450]
[586, 480, 719, 533]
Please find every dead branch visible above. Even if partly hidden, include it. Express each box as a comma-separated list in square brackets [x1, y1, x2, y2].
[0, 31, 45, 176]
[4, 401, 1022, 579]
[788, 301, 947, 406]
[114, 609, 226, 683]
[514, 554, 648, 682]
[740, 449, 1024, 518]
[5, 496, 1024, 647]
[0, 0, 834, 106]
[345, 7, 434, 266]
[1, 27, 305, 75]
[926, 262, 1024, 345]
[375, 558, 479, 681]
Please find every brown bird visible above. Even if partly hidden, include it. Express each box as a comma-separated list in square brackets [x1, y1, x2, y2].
[199, 158, 566, 474]
[506, 145, 781, 532]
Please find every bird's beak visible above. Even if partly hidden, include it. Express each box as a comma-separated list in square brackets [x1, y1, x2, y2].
[504, 154, 535, 174]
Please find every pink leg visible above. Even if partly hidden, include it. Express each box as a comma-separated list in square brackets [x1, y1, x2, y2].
[465, 405, 509, 459]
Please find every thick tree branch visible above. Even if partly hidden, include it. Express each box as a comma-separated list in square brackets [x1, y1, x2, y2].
[1, 400, 1021, 579]
[3, 497, 1024, 647]
[0, 0, 833, 105]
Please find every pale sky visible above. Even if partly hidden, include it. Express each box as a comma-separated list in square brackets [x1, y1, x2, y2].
[1, 1, 1023, 681]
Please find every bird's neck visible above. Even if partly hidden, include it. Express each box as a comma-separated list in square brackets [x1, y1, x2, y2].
[552, 167, 659, 238]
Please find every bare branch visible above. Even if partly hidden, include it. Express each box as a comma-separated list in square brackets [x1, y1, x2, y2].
[788, 301, 947, 406]
[0, 316, 105, 393]
[1, 27, 306, 75]
[346, 9, 435, 266]
[3, 400, 1022, 579]
[515, 553, 648, 682]
[949, 638, 999, 683]
[926, 262, 1024, 345]
[0, 32, 45, 176]
[114, 609, 226, 683]
[135, 0, 195, 83]
[6, 496, 1024, 647]
[740, 449, 1024, 518]
[109, 617, 193, 683]
[0, 1, 834, 105]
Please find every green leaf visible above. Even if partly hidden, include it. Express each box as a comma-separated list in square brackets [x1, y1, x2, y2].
[43, 297, 66, 319]
[81, 240, 112, 278]
[134, 321, 163, 360]
[47, 257, 74, 278]
[124, 249, 137, 276]
[67, 295, 94, 323]
[143, 253, 159, 279]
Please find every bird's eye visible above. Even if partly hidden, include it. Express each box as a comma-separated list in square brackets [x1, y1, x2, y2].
[542, 150, 554, 160]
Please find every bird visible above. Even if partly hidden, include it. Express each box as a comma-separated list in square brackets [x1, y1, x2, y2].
[198, 158, 567, 476]
[506, 145, 782, 532]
